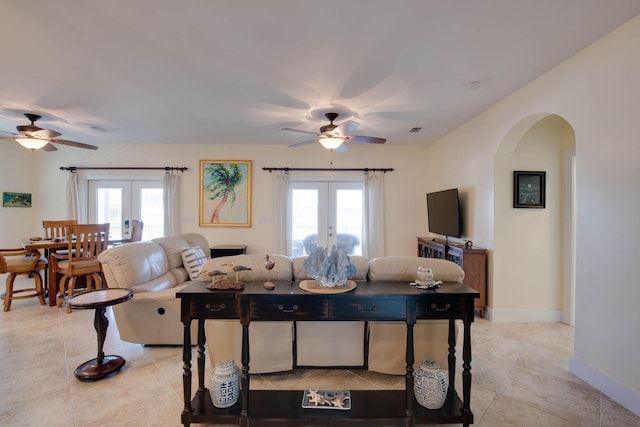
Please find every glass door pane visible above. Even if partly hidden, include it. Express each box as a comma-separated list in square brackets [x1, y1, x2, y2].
[97, 188, 123, 239]
[134, 182, 163, 240]
[335, 187, 363, 255]
[290, 188, 319, 257]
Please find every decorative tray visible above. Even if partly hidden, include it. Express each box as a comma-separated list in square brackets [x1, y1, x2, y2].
[299, 280, 356, 294]
[302, 389, 351, 410]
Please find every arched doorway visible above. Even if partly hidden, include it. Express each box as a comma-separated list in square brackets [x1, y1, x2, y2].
[493, 114, 576, 324]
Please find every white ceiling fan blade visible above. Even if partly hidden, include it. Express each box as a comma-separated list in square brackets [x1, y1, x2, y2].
[336, 120, 359, 135]
[32, 129, 62, 138]
[281, 127, 318, 136]
[288, 140, 316, 148]
[50, 138, 98, 150]
[346, 135, 386, 144]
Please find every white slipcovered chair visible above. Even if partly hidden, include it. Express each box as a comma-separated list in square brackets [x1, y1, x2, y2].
[293, 255, 370, 367]
[201, 254, 295, 374]
[366, 256, 465, 375]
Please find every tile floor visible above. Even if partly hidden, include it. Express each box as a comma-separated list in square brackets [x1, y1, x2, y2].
[1, 277, 639, 426]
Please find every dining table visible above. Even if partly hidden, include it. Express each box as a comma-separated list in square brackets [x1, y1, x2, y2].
[20, 237, 70, 306]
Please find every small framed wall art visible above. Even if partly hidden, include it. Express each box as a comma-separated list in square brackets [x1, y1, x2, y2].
[199, 160, 252, 227]
[3, 192, 32, 207]
[513, 171, 545, 208]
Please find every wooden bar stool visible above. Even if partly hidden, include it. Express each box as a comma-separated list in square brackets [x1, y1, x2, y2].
[0, 248, 47, 311]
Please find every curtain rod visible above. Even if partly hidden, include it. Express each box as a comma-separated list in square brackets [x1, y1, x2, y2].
[263, 167, 393, 173]
[60, 166, 188, 172]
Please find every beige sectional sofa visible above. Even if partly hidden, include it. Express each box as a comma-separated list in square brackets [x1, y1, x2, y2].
[98, 233, 465, 376]
[98, 233, 210, 344]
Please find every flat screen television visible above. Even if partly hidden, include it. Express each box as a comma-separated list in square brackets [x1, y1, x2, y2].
[426, 188, 461, 239]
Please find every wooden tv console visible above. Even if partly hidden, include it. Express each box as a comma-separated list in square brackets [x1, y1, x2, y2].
[417, 237, 488, 318]
[177, 280, 478, 427]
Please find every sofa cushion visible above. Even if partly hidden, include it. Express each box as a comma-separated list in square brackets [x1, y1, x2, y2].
[129, 271, 177, 293]
[182, 233, 211, 260]
[293, 255, 369, 281]
[152, 236, 191, 270]
[98, 241, 170, 289]
[199, 254, 293, 282]
[181, 247, 207, 280]
[368, 256, 464, 283]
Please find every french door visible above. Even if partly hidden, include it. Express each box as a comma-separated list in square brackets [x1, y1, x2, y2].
[88, 180, 163, 241]
[288, 181, 363, 257]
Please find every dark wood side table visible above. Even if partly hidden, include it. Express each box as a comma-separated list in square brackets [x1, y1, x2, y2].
[210, 245, 247, 258]
[69, 288, 134, 381]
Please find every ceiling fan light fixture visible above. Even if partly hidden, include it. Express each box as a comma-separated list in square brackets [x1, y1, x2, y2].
[318, 136, 344, 150]
[15, 137, 48, 150]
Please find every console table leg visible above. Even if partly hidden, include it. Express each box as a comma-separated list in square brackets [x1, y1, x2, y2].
[406, 322, 415, 423]
[462, 318, 472, 414]
[182, 320, 193, 417]
[241, 321, 250, 418]
[447, 319, 456, 396]
[197, 319, 206, 395]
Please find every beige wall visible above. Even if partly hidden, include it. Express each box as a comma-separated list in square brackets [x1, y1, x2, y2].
[493, 115, 571, 321]
[0, 142, 37, 242]
[425, 15, 640, 414]
[0, 142, 432, 257]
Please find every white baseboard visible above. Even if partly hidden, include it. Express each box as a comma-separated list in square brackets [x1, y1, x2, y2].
[486, 308, 562, 322]
[570, 356, 640, 417]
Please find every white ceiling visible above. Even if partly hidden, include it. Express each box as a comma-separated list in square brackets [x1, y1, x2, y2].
[1, 1, 639, 149]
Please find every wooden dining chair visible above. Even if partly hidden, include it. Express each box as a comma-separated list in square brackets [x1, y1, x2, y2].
[52, 223, 110, 312]
[42, 219, 78, 240]
[0, 248, 47, 311]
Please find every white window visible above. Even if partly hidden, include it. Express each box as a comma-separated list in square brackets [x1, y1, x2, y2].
[288, 181, 363, 257]
[88, 180, 163, 241]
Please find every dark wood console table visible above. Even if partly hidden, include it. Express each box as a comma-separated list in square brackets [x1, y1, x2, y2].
[177, 281, 478, 426]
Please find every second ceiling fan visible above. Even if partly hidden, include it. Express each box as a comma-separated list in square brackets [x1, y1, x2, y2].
[282, 112, 386, 151]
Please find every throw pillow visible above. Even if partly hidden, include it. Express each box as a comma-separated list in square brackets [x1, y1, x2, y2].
[181, 247, 207, 281]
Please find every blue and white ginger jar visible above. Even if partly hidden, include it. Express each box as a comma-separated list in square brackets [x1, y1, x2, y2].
[210, 359, 240, 408]
[413, 359, 448, 409]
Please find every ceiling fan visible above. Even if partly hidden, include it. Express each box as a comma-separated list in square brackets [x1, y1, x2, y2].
[282, 112, 386, 151]
[0, 113, 98, 151]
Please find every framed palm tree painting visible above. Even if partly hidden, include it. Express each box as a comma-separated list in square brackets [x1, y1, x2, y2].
[199, 160, 252, 227]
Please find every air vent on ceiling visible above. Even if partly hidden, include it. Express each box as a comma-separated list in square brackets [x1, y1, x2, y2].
[409, 127, 422, 133]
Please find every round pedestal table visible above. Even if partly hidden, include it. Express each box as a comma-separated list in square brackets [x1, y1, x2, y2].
[69, 288, 134, 380]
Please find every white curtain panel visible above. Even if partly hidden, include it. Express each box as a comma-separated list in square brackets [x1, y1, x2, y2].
[66, 172, 80, 220]
[273, 171, 289, 255]
[364, 171, 385, 258]
[163, 172, 180, 236]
